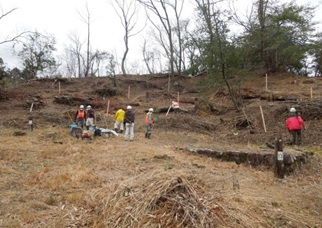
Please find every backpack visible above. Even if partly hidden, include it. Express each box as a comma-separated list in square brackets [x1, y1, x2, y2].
[94, 128, 102, 137]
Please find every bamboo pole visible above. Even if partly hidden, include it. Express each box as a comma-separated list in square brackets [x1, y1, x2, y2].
[260, 105, 267, 132]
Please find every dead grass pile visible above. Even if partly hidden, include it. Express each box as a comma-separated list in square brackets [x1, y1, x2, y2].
[100, 172, 224, 227]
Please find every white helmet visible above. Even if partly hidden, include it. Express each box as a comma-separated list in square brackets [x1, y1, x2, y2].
[87, 105, 91, 110]
[290, 107, 296, 113]
[79, 105, 84, 109]
[149, 108, 153, 112]
[127, 105, 132, 110]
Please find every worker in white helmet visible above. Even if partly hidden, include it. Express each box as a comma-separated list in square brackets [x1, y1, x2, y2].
[75, 105, 86, 129]
[85, 105, 95, 130]
[124, 105, 135, 141]
[171, 101, 180, 113]
[286, 107, 305, 145]
[145, 108, 155, 139]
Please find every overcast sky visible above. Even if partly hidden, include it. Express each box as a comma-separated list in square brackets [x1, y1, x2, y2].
[1, 0, 322, 72]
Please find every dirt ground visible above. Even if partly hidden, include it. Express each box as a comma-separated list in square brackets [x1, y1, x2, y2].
[0, 73, 321, 227]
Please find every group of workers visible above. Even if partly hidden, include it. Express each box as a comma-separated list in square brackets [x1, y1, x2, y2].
[74, 101, 304, 145]
[74, 103, 159, 141]
[75, 105, 95, 130]
[113, 105, 155, 141]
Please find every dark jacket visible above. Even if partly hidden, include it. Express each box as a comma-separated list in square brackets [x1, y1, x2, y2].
[87, 109, 95, 118]
[124, 110, 135, 124]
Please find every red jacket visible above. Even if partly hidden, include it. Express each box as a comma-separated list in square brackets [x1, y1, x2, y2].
[286, 115, 304, 130]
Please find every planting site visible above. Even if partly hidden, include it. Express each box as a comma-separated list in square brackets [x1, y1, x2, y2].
[0, 73, 321, 227]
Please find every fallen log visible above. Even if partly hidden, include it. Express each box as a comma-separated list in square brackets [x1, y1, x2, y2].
[153, 106, 189, 114]
[54, 96, 91, 106]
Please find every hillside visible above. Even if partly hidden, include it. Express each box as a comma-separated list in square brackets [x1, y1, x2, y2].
[0, 73, 321, 227]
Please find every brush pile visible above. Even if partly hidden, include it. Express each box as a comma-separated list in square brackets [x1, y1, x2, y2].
[101, 173, 225, 227]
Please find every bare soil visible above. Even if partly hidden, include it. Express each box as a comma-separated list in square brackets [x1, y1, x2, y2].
[0, 73, 321, 227]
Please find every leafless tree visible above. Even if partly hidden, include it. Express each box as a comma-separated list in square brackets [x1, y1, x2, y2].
[137, 0, 185, 91]
[66, 31, 84, 78]
[142, 39, 155, 74]
[0, 6, 30, 45]
[138, 0, 174, 75]
[90, 50, 108, 76]
[168, 0, 185, 74]
[77, 3, 93, 77]
[108, 0, 144, 75]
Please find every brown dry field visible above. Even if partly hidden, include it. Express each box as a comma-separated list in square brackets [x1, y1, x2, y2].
[0, 73, 321, 227]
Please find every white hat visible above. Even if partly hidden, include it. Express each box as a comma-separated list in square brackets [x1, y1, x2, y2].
[80, 105, 84, 109]
[87, 105, 91, 110]
[290, 107, 296, 113]
[149, 108, 153, 112]
[127, 105, 132, 110]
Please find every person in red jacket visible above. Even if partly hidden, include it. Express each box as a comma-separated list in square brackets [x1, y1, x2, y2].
[286, 107, 305, 145]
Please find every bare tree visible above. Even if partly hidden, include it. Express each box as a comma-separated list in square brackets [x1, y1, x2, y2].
[142, 39, 154, 74]
[90, 50, 108, 76]
[77, 3, 93, 77]
[138, 0, 185, 91]
[109, 0, 144, 75]
[0, 6, 29, 45]
[138, 0, 175, 75]
[66, 31, 84, 78]
[168, 0, 185, 75]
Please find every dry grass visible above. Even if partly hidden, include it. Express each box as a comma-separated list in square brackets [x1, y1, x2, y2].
[0, 126, 321, 228]
[1, 74, 322, 227]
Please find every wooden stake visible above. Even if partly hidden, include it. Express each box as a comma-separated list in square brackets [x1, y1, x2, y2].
[310, 87, 313, 99]
[260, 105, 267, 132]
[107, 100, 110, 115]
[177, 92, 180, 104]
[128, 86, 131, 100]
[165, 105, 172, 116]
[265, 73, 268, 91]
[28, 117, 33, 132]
[275, 138, 284, 179]
[30, 103, 34, 112]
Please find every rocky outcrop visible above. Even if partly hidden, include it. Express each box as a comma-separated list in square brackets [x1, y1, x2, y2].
[178, 147, 310, 174]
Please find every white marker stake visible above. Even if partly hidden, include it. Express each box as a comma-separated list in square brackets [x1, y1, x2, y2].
[165, 105, 172, 116]
[30, 103, 34, 112]
[260, 105, 267, 133]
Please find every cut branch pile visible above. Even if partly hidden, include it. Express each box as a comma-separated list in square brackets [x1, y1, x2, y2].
[101, 173, 225, 227]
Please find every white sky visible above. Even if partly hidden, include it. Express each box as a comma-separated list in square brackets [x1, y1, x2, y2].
[1, 0, 322, 73]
